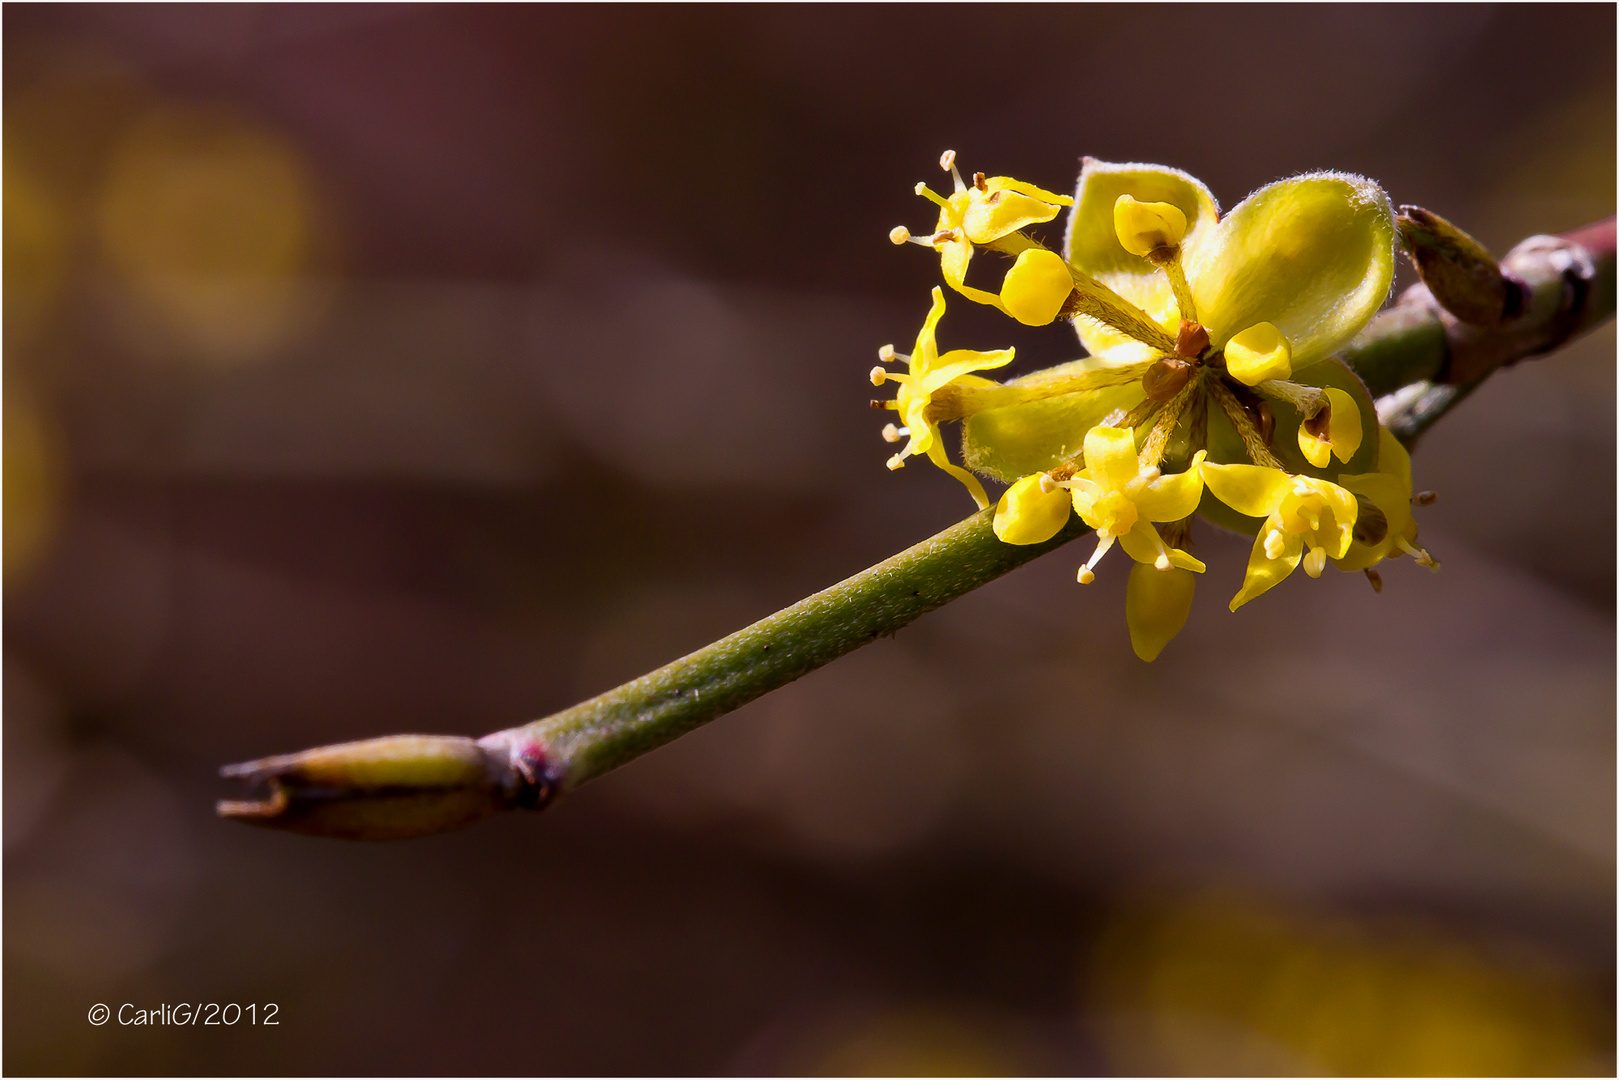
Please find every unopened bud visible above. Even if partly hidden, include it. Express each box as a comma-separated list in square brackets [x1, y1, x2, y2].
[1397, 205, 1524, 328]
[217, 732, 557, 841]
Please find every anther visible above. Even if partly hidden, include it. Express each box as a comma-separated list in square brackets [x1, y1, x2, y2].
[881, 423, 907, 443]
[1264, 528, 1286, 559]
[889, 226, 912, 245]
[973, 172, 988, 192]
[1077, 567, 1095, 584]
[878, 344, 896, 362]
[938, 149, 956, 172]
[1142, 358, 1192, 402]
[1364, 568, 1383, 594]
[1154, 553, 1170, 570]
[870, 399, 897, 410]
[1413, 490, 1438, 506]
[870, 366, 888, 386]
[886, 454, 906, 471]
[1038, 473, 1058, 494]
[929, 228, 959, 245]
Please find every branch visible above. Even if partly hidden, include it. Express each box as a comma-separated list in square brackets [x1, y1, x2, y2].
[218, 215, 1616, 840]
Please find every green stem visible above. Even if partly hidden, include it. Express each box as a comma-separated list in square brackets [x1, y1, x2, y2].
[521, 510, 1090, 789]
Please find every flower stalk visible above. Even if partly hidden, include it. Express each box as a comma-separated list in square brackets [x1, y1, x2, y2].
[219, 213, 1614, 841]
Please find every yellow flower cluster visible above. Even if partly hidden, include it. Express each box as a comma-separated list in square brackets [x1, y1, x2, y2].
[874, 152, 1437, 660]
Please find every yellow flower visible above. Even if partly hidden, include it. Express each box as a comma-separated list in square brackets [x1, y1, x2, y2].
[963, 160, 1391, 488]
[1332, 426, 1438, 573]
[1068, 426, 1207, 582]
[872, 287, 1013, 508]
[892, 150, 1073, 326]
[1200, 461, 1359, 609]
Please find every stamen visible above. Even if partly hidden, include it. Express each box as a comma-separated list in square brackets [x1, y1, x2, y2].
[1398, 538, 1440, 570]
[1077, 531, 1116, 584]
[972, 172, 988, 192]
[870, 366, 888, 386]
[1263, 528, 1286, 559]
[1364, 568, 1383, 593]
[1413, 490, 1438, 506]
[1152, 252, 1198, 324]
[1038, 473, 1058, 494]
[938, 149, 966, 193]
[886, 453, 906, 471]
[869, 399, 898, 410]
[914, 183, 951, 210]
[881, 423, 908, 443]
[877, 344, 897, 362]
[1139, 375, 1199, 468]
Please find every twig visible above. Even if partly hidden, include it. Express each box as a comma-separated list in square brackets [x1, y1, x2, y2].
[218, 215, 1616, 840]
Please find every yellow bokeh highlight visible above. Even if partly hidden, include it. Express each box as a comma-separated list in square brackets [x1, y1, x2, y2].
[4, 390, 64, 583]
[95, 104, 323, 366]
[1089, 892, 1600, 1076]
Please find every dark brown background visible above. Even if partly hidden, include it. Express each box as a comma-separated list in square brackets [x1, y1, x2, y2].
[5, 4, 1614, 1074]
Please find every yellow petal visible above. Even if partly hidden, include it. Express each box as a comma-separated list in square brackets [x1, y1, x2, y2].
[993, 473, 1072, 545]
[1126, 562, 1197, 662]
[987, 176, 1073, 206]
[1067, 476, 1101, 523]
[1083, 425, 1141, 491]
[1230, 524, 1303, 610]
[1117, 519, 1171, 568]
[924, 438, 989, 509]
[914, 286, 948, 363]
[1297, 386, 1364, 467]
[1373, 424, 1412, 494]
[1134, 450, 1207, 522]
[962, 178, 1069, 244]
[938, 239, 1007, 312]
[1113, 195, 1188, 257]
[1186, 172, 1394, 369]
[1000, 248, 1073, 326]
[1200, 461, 1291, 519]
[922, 348, 1015, 391]
[1224, 322, 1293, 386]
[1063, 160, 1220, 358]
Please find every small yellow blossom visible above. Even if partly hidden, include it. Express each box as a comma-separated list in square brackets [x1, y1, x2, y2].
[1201, 461, 1359, 609]
[1068, 426, 1207, 583]
[993, 472, 1072, 545]
[893, 150, 1073, 323]
[1333, 426, 1438, 573]
[872, 287, 1013, 508]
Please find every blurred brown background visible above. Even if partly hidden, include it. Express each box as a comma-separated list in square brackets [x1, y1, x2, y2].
[4, 4, 1614, 1074]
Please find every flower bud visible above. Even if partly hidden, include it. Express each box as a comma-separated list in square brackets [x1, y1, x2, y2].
[993, 473, 1073, 545]
[1000, 248, 1074, 326]
[1114, 195, 1188, 257]
[1224, 322, 1293, 385]
[218, 732, 557, 840]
